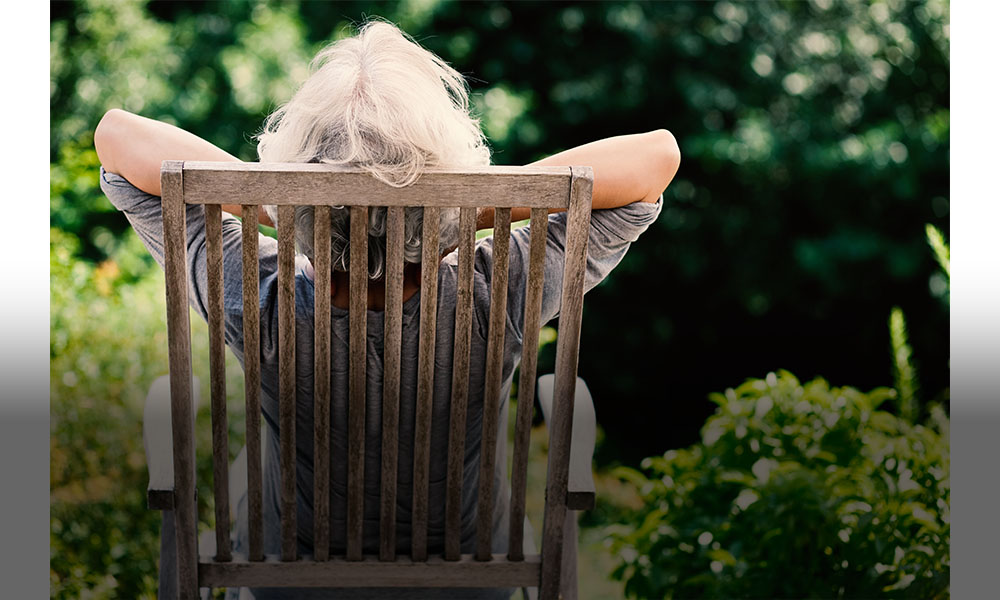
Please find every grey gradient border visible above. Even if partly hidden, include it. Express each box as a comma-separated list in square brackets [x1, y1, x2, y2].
[2, 2, 49, 597]
[950, 1, 999, 598]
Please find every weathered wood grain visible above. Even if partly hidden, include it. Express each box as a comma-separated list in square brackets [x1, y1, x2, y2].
[347, 206, 369, 561]
[380, 206, 405, 561]
[204, 203, 232, 562]
[412, 207, 440, 562]
[312, 205, 332, 561]
[241, 204, 264, 562]
[444, 207, 476, 561]
[180, 162, 571, 209]
[476, 207, 511, 561]
[539, 167, 593, 600]
[508, 208, 549, 561]
[277, 205, 298, 562]
[160, 160, 199, 599]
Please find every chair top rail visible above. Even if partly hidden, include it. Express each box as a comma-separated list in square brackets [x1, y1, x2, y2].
[173, 161, 583, 208]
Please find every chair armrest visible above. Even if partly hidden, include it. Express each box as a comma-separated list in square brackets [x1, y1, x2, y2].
[536, 374, 596, 510]
[143, 374, 201, 510]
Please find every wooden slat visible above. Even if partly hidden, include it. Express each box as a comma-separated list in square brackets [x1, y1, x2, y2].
[412, 207, 440, 562]
[199, 554, 542, 589]
[380, 206, 405, 561]
[312, 205, 332, 561]
[277, 205, 298, 562]
[347, 206, 368, 561]
[180, 162, 571, 209]
[241, 204, 264, 562]
[160, 160, 198, 600]
[539, 166, 593, 600]
[205, 203, 232, 562]
[476, 207, 512, 561]
[508, 208, 549, 561]
[444, 207, 476, 561]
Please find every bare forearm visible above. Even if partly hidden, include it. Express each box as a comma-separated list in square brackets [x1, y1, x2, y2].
[95, 109, 239, 195]
[94, 109, 274, 226]
[530, 130, 680, 207]
[478, 130, 680, 229]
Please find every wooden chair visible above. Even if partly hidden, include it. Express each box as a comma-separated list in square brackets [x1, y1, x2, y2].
[143, 161, 597, 599]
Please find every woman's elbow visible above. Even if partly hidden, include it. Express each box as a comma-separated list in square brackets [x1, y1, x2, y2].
[652, 128, 681, 165]
[94, 108, 129, 173]
[645, 129, 680, 202]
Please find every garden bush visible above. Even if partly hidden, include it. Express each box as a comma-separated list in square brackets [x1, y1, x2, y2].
[50, 228, 248, 599]
[608, 371, 949, 599]
[50, 227, 165, 599]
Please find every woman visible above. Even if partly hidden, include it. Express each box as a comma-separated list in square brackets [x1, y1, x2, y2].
[95, 20, 679, 600]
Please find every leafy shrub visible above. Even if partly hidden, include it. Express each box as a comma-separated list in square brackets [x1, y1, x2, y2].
[50, 228, 166, 599]
[51, 228, 248, 599]
[608, 371, 949, 599]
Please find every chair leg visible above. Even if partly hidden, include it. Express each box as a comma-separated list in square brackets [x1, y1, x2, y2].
[160, 510, 178, 600]
[560, 510, 579, 600]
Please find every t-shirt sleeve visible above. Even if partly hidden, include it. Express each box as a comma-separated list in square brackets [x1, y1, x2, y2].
[99, 167, 277, 351]
[476, 196, 663, 345]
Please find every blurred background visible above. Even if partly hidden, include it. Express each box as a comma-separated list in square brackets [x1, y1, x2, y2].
[50, 1, 950, 598]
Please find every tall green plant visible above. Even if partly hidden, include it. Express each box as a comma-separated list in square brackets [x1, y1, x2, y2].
[889, 307, 919, 422]
[887, 223, 949, 422]
[925, 224, 950, 279]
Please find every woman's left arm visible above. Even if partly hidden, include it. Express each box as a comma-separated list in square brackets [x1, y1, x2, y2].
[94, 109, 273, 225]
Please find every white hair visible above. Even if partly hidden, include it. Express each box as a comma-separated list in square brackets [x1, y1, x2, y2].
[256, 20, 491, 278]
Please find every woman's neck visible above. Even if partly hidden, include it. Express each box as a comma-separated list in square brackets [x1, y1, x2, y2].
[329, 263, 423, 311]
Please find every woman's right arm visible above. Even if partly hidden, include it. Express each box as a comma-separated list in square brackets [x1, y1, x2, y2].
[478, 130, 680, 228]
[94, 109, 274, 226]
[95, 109, 241, 196]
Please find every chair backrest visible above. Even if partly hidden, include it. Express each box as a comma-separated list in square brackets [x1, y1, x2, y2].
[158, 160, 593, 599]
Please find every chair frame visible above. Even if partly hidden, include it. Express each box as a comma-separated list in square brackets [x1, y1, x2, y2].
[148, 161, 595, 599]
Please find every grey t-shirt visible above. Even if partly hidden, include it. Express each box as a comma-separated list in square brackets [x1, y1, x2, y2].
[101, 167, 661, 598]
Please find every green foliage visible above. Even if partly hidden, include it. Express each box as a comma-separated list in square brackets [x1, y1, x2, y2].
[608, 371, 949, 599]
[889, 307, 919, 422]
[50, 0, 180, 158]
[50, 227, 167, 599]
[925, 223, 950, 279]
[886, 223, 950, 427]
[51, 228, 249, 599]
